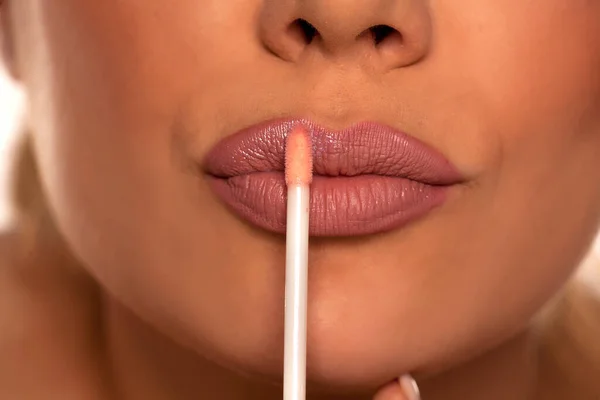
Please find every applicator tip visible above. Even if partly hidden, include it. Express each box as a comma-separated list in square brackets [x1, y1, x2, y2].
[285, 125, 313, 186]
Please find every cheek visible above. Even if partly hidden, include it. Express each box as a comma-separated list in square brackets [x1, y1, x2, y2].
[467, 2, 600, 142]
[432, 0, 600, 142]
[429, 0, 600, 244]
[19, 1, 231, 237]
[21, 0, 257, 144]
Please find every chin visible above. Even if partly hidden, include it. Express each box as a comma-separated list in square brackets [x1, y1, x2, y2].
[195, 308, 418, 395]
[210, 341, 403, 395]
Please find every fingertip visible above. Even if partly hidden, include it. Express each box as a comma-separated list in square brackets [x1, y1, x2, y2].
[398, 375, 421, 400]
[372, 381, 409, 400]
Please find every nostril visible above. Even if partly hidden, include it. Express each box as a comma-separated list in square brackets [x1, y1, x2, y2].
[263, 18, 319, 62]
[369, 25, 403, 46]
[289, 19, 319, 44]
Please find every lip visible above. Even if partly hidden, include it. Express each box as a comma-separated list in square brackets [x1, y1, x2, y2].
[203, 119, 463, 237]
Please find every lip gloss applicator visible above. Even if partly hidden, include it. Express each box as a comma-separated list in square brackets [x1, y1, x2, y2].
[283, 125, 313, 400]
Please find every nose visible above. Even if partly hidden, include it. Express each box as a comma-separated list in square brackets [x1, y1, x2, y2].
[259, 0, 431, 70]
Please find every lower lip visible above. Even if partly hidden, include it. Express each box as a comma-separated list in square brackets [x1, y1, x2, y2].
[207, 173, 449, 237]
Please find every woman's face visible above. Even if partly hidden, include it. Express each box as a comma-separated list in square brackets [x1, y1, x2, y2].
[6, 0, 600, 392]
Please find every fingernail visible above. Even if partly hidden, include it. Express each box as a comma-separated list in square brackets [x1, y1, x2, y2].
[398, 374, 421, 400]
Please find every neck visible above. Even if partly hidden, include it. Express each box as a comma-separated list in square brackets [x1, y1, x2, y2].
[103, 296, 546, 400]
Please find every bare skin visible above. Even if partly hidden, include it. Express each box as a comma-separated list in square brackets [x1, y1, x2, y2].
[2, 0, 600, 399]
[1, 210, 599, 400]
[1, 226, 599, 400]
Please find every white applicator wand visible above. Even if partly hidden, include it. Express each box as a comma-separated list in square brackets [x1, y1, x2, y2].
[283, 125, 313, 400]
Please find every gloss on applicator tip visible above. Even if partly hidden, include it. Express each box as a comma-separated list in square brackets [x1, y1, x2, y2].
[283, 125, 312, 400]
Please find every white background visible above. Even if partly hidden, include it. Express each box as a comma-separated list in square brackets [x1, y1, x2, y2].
[0, 66, 597, 284]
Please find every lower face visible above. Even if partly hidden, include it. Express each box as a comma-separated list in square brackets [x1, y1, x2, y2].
[11, 0, 600, 392]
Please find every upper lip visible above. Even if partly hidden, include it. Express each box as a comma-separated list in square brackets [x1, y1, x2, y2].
[204, 118, 462, 185]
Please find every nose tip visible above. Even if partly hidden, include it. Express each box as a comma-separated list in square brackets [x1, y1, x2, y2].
[259, 0, 431, 70]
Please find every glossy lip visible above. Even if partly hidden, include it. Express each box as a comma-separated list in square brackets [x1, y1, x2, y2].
[203, 119, 463, 237]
